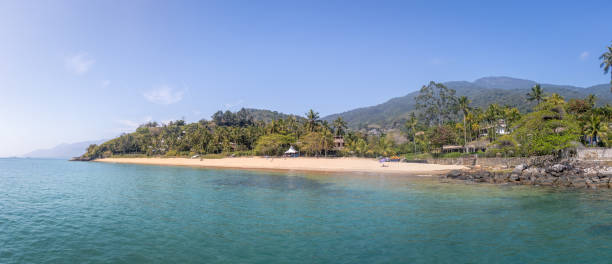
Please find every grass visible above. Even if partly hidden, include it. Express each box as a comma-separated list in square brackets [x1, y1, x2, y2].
[403, 153, 433, 160]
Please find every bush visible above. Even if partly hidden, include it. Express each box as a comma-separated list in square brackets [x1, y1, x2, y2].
[230, 150, 254, 157]
[440, 152, 463, 158]
[512, 109, 580, 156]
[486, 135, 519, 157]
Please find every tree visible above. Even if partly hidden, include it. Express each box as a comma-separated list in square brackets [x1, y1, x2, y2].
[600, 42, 612, 92]
[536, 93, 567, 113]
[254, 134, 294, 156]
[351, 138, 368, 156]
[321, 126, 334, 156]
[212, 111, 224, 125]
[429, 125, 456, 150]
[485, 104, 502, 142]
[503, 106, 521, 126]
[583, 114, 607, 147]
[305, 109, 320, 132]
[512, 106, 581, 156]
[415, 81, 458, 126]
[404, 112, 419, 153]
[332, 117, 347, 136]
[375, 136, 396, 157]
[567, 99, 591, 115]
[526, 84, 544, 105]
[458, 96, 471, 152]
[300, 132, 332, 156]
[586, 94, 597, 109]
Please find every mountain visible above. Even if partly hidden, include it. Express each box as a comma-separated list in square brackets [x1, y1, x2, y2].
[473, 76, 537, 90]
[323, 76, 611, 129]
[23, 139, 106, 159]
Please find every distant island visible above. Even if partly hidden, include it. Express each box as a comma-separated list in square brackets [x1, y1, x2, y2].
[24, 139, 106, 159]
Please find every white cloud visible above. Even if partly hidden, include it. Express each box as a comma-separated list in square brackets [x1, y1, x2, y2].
[579, 51, 589, 60]
[101, 80, 110, 87]
[65, 52, 95, 74]
[143, 85, 184, 105]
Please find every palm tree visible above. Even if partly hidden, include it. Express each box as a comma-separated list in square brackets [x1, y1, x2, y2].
[376, 136, 395, 157]
[470, 107, 484, 140]
[458, 96, 471, 152]
[305, 109, 320, 132]
[526, 84, 544, 104]
[405, 112, 419, 153]
[485, 104, 501, 142]
[600, 42, 612, 92]
[286, 116, 299, 138]
[321, 126, 333, 157]
[332, 117, 347, 136]
[586, 94, 597, 109]
[546, 93, 565, 106]
[583, 114, 607, 146]
[354, 138, 367, 156]
[503, 106, 521, 126]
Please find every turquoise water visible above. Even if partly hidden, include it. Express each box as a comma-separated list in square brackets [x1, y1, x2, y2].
[1, 159, 612, 263]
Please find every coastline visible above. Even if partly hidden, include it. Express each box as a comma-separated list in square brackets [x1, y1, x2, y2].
[94, 157, 466, 175]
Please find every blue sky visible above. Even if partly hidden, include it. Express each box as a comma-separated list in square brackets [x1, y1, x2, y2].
[1, 0, 611, 156]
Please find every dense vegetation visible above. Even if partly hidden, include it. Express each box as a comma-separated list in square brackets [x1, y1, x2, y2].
[81, 43, 612, 160]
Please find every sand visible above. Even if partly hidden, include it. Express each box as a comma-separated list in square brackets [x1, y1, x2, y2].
[95, 157, 465, 175]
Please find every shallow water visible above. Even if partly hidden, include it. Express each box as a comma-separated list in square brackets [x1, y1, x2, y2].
[1, 158, 612, 263]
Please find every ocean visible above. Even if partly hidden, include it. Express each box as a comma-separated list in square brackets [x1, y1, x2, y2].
[1, 158, 611, 263]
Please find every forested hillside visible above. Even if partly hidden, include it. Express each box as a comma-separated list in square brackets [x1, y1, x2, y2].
[323, 77, 611, 129]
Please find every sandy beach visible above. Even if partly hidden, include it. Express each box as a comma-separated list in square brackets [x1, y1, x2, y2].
[95, 157, 466, 175]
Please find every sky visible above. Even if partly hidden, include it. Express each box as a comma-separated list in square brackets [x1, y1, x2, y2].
[0, 0, 611, 156]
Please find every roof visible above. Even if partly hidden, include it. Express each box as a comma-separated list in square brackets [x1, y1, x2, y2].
[285, 146, 298, 154]
[442, 145, 463, 150]
[466, 139, 489, 148]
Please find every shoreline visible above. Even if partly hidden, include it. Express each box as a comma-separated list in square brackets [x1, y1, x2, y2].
[444, 159, 612, 189]
[94, 157, 466, 175]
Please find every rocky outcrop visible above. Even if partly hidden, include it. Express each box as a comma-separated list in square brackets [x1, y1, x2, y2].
[427, 155, 556, 168]
[444, 160, 612, 189]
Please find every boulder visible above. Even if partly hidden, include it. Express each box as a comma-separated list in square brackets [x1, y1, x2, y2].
[509, 173, 520, 182]
[447, 170, 463, 179]
[549, 164, 566, 173]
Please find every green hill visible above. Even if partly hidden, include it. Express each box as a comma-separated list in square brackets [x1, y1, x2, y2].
[243, 108, 305, 123]
[323, 77, 611, 129]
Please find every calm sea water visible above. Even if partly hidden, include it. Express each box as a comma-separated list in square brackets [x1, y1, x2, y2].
[1, 158, 612, 263]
